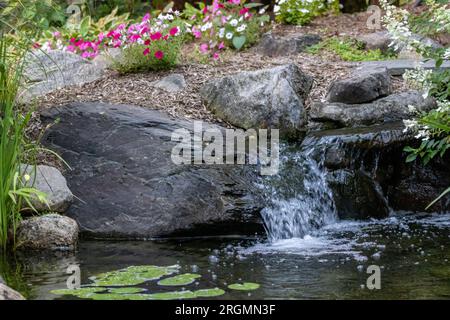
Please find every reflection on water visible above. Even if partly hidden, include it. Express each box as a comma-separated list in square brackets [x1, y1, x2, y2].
[1, 212, 449, 300]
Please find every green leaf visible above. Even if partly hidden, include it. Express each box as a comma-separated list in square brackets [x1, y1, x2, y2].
[79, 16, 91, 37]
[232, 36, 246, 50]
[406, 153, 417, 163]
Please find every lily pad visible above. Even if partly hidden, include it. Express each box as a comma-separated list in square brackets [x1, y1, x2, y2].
[157, 273, 201, 286]
[92, 265, 179, 286]
[108, 287, 145, 294]
[50, 287, 105, 298]
[147, 290, 197, 300]
[228, 282, 260, 291]
[194, 288, 225, 298]
[89, 293, 149, 300]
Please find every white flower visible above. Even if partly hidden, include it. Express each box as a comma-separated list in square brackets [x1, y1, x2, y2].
[230, 19, 238, 27]
[408, 105, 417, 114]
[226, 32, 233, 40]
[274, 5, 280, 13]
[236, 24, 247, 33]
[259, 8, 266, 14]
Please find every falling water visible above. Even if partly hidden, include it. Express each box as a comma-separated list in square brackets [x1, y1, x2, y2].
[260, 143, 337, 242]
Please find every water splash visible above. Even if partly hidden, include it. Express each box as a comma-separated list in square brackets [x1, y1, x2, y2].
[260, 144, 337, 241]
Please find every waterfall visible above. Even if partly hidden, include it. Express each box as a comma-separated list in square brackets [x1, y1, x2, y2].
[260, 143, 338, 242]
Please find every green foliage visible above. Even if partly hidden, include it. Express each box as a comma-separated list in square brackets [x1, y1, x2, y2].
[307, 37, 396, 62]
[274, 0, 340, 26]
[83, 0, 153, 20]
[0, 0, 66, 32]
[112, 39, 182, 74]
[0, 34, 47, 250]
[428, 70, 450, 102]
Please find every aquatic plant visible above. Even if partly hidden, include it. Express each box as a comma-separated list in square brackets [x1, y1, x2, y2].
[50, 264, 258, 300]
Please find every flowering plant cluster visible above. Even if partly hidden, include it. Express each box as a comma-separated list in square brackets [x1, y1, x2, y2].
[274, 0, 340, 26]
[184, 0, 269, 60]
[381, 0, 450, 208]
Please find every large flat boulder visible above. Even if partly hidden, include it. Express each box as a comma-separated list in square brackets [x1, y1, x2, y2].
[41, 103, 264, 239]
[310, 91, 436, 128]
[200, 64, 313, 138]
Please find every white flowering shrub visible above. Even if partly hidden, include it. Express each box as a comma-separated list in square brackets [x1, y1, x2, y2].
[381, 0, 450, 208]
[274, 0, 340, 26]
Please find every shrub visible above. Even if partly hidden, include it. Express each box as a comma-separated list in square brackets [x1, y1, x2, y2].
[184, 0, 270, 60]
[109, 11, 184, 73]
[381, 0, 450, 209]
[274, 0, 340, 26]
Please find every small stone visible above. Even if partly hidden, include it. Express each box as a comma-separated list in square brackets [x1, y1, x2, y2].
[21, 165, 73, 213]
[150, 74, 186, 93]
[16, 214, 79, 251]
[0, 284, 25, 300]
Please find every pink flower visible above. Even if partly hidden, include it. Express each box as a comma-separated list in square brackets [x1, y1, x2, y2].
[218, 42, 225, 50]
[52, 31, 61, 38]
[239, 8, 249, 15]
[113, 40, 122, 48]
[65, 45, 75, 52]
[228, 0, 241, 4]
[150, 32, 162, 40]
[213, 52, 220, 60]
[144, 39, 151, 45]
[192, 27, 202, 39]
[154, 51, 164, 60]
[199, 43, 209, 54]
[169, 27, 179, 36]
[140, 26, 149, 35]
[142, 13, 151, 22]
[32, 42, 41, 49]
[130, 34, 141, 42]
[98, 32, 105, 42]
[143, 48, 150, 56]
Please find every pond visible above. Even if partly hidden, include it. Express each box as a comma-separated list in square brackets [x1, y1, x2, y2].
[1, 211, 449, 300]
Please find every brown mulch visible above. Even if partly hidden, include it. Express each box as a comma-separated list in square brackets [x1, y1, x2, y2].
[35, 49, 356, 126]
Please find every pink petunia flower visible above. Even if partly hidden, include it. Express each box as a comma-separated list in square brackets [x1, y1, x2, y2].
[218, 42, 225, 50]
[98, 32, 105, 42]
[154, 51, 164, 60]
[150, 32, 162, 40]
[169, 27, 179, 36]
[239, 8, 249, 15]
[143, 48, 150, 56]
[213, 52, 220, 60]
[199, 43, 209, 54]
[142, 13, 151, 22]
[52, 31, 61, 38]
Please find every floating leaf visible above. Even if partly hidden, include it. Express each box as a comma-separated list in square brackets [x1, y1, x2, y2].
[158, 273, 201, 286]
[108, 287, 145, 294]
[147, 290, 197, 300]
[92, 265, 180, 286]
[50, 287, 105, 298]
[194, 288, 225, 298]
[228, 282, 260, 291]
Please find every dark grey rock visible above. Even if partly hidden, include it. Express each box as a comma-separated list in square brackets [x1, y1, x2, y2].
[41, 102, 264, 239]
[326, 67, 391, 104]
[21, 164, 73, 213]
[327, 169, 390, 219]
[150, 73, 186, 93]
[256, 33, 322, 57]
[16, 214, 79, 251]
[302, 122, 450, 215]
[200, 64, 313, 138]
[0, 284, 25, 300]
[310, 91, 436, 127]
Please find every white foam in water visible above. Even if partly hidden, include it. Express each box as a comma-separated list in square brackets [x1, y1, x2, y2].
[260, 146, 337, 241]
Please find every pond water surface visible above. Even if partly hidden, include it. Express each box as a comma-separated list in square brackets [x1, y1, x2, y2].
[1, 212, 449, 300]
